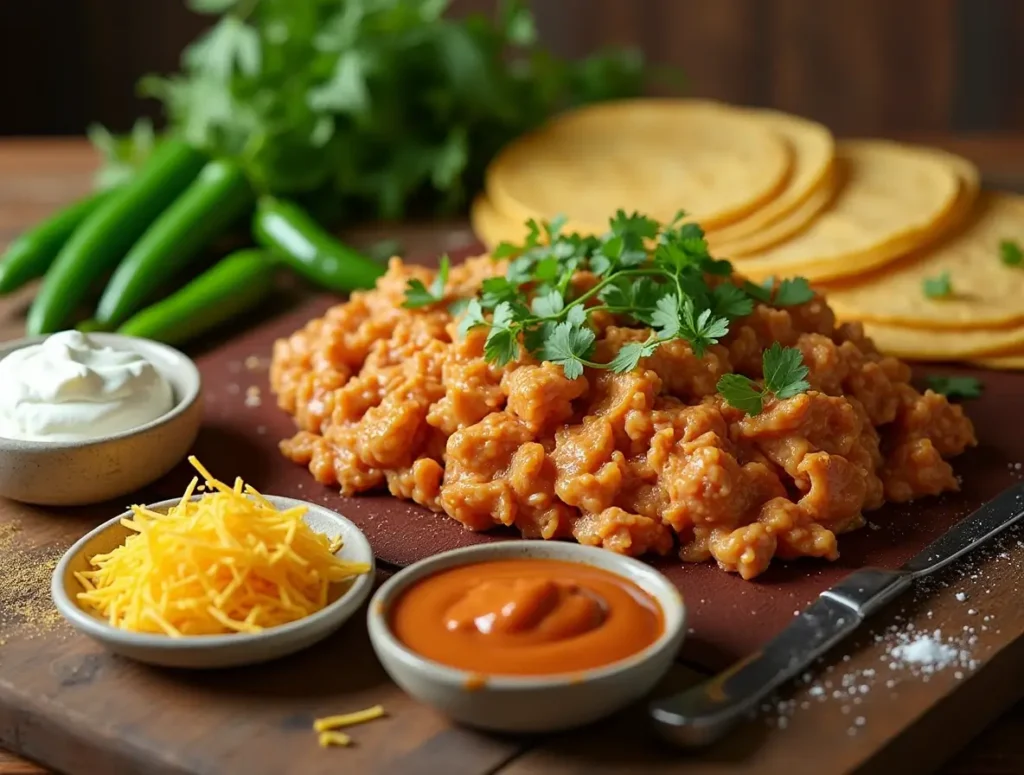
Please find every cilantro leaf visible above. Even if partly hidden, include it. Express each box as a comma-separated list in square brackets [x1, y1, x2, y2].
[701, 257, 734, 276]
[651, 294, 681, 339]
[609, 210, 660, 240]
[923, 272, 953, 299]
[480, 277, 518, 310]
[492, 242, 520, 260]
[598, 276, 632, 309]
[542, 321, 596, 380]
[1000, 239, 1023, 267]
[608, 336, 660, 373]
[679, 301, 729, 357]
[484, 302, 520, 366]
[762, 342, 810, 399]
[531, 289, 564, 318]
[543, 214, 568, 243]
[772, 277, 814, 306]
[716, 374, 764, 415]
[741, 276, 812, 306]
[711, 283, 754, 319]
[743, 277, 775, 304]
[401, 281, 435, 308]
[924, 375, 983, 399]
[457, 299, 487, 340]
[402, 255, 449, 308]
[565, 304, 588, 327]
[447, 297, 471, 316]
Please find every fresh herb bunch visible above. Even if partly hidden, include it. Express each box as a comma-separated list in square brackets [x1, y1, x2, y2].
[110, 0, 652, 221]
[403, 210, 816, 415]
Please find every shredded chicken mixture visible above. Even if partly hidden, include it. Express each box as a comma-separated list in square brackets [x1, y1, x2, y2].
[270, 256, 976, 580]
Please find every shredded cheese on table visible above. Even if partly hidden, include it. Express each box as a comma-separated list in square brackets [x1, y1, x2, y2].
[313, 705, 386, 732]
[314, 705, 386, 748]
[75, 456, 371, 636]
[318, 731, 352, 748]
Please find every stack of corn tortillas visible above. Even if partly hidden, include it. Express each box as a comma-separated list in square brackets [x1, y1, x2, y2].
[472, 98, 1024, 368]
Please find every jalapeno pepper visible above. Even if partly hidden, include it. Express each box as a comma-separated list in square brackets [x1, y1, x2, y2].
[116, 249, 277, 346]
[252, 197, 384, 292]
[95, 159, 255, 328]
[0, 190, 113, 295]
[26, 139, 207, 335]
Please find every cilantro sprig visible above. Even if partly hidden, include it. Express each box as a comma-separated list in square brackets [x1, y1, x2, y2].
[412, 209, 813, 415]
[716, 343, 811, 416]
[924, 375, 983, 399]
[460, 210, 741, 372]
[122, 0, 656, 221]
[402, 255, 450, 308]
[743, 276, 815, 307]
[1000, 239, 1023, 267]
[923, 272, 953, 299]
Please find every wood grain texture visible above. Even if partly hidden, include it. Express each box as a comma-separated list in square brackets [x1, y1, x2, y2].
[1, 140, 1024, 774]
[1, 1, 1021, 136]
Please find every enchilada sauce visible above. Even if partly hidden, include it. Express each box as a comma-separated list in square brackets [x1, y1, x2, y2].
[388, 559, 664, 675]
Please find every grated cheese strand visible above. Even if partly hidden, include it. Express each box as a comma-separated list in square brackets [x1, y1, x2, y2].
[317, 731, 352, 748]
[75, 456, 370, 636]
[312, 705, 386, 733]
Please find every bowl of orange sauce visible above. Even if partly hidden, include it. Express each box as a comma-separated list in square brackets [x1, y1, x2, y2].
[367, 542, 686, 733]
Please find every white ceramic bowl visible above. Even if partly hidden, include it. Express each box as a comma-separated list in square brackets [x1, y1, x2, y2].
[367, 541, 686, 733]
[52, 496, 375, 669]
[0, 333, 202, 506]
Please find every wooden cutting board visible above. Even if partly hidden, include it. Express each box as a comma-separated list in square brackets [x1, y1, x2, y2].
[0, 282, 1021, 775]
[1, 135, 1023, 772]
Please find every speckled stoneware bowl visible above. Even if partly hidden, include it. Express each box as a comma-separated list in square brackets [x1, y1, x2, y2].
[367, 541, 686, 733]
[0, 333, 202, 506]
[52, 495, 376, 669]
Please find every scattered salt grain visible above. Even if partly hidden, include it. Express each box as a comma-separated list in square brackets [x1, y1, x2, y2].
[954, 592, 967, 602]
[889, 634, 958, 671]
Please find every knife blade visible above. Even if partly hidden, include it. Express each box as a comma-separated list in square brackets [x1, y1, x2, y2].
[649, 479, 1024, 748]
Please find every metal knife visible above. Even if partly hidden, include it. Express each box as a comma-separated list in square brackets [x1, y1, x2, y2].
[649, 480, 1024, 748]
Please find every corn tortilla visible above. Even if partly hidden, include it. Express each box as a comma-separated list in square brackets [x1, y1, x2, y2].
[713, 163, 839, 257]
[705, 108, 835, 244]
[969, 354, 1024, 371]
[731, 140, 963, 282]
[823, 192, 1024, 330]
[862, 320, 1024, 360]
[485, 99, 791, 234]
[471, 194, 526, 250]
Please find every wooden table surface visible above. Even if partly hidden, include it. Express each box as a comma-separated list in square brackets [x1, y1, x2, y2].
[1, 136, 1023, 775]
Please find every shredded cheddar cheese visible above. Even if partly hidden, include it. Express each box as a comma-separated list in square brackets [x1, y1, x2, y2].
[318, 731, 352, 748]
[312, 705, 386, 733]
[75, 456, 371, 636]
[313, 705, 386, 749]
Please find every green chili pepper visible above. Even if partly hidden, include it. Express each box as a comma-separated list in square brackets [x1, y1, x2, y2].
[252, 197, 384, 292]
[95, 159, 255, 328]
[75, 318, 110, 333]
[26, 139, 207, 335]
[0, 190, 113, 295]
[117, 249, 277, 346]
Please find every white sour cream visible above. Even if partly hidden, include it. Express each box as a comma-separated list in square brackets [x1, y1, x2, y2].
[0, 331, 174, 442]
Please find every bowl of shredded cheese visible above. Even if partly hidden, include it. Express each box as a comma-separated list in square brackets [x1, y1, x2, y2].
[51, 457, 374, 669]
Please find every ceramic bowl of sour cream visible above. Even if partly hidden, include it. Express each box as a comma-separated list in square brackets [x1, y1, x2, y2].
[0, 331, 201, 506]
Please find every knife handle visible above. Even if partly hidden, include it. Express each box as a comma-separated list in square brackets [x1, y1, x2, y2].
[649, 568, 910, 749]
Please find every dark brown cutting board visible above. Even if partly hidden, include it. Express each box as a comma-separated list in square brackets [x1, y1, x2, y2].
[182, 289, 1024, 671]
[0, 251, 1022, 775]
